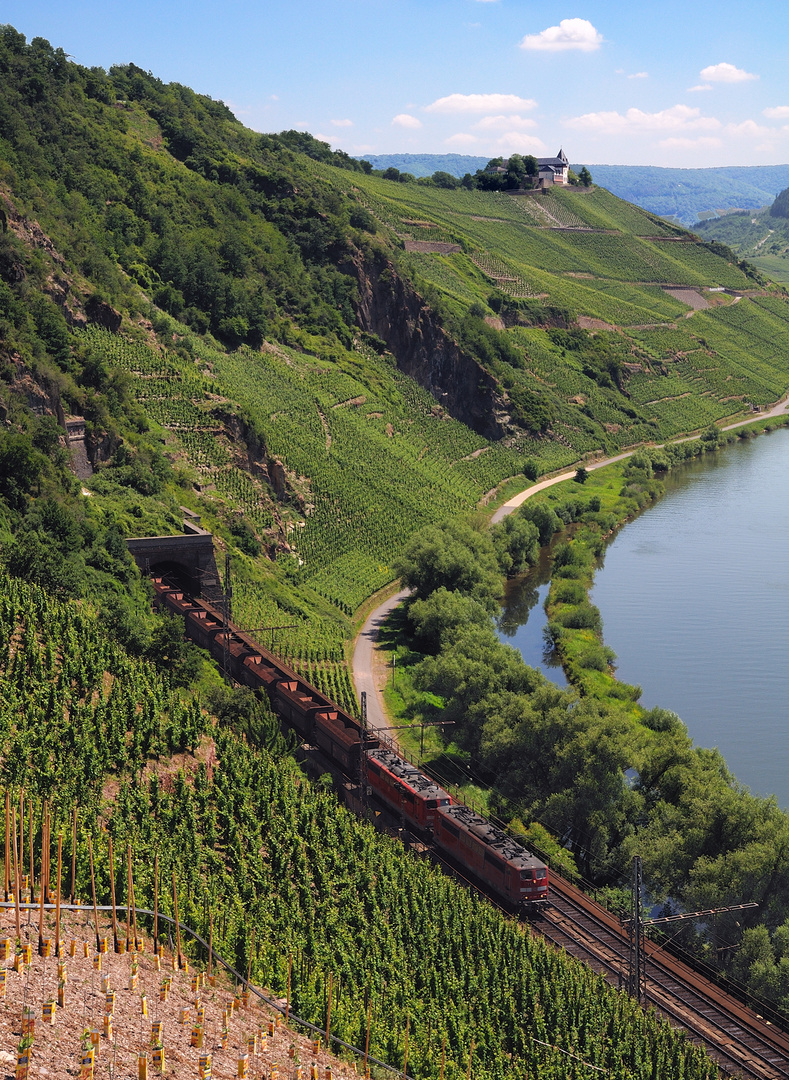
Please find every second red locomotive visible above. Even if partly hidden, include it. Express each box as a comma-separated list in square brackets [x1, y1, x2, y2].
[366, 748, 452, 831]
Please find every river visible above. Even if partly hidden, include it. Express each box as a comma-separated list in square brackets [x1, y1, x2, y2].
[501, 426, 789, 808]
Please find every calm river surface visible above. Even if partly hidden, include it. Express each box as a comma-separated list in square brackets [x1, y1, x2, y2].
[503, 426, 789, 808]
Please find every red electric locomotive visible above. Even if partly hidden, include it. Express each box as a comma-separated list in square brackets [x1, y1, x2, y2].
[149, 577, 551, 908]
[367, 748, 452, 831]
[433, 804, 549, 908]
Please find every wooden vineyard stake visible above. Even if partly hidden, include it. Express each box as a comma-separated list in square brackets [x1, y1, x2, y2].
[130, 851, 139, 951]
[126, 843, 132, 953]
[325, 971, 333, 1053]
[17, 792, 23, 905]
[246, 927, 256, 995]
[108, 836, 119, 952]
[466, 1039, 475, 1080]
[55, 834, 62, 957]
[207, 911, 213, 981]
[286, 953, 292, 1024]
[4, 791, 9, 902]
[440, 1036, 446, 1080]
[153, 855, 158, 955]
[27, 798, 33, 904]
[37, 825, 46, 954]
[88, 836, 101, 952]
[11, 806, 20, 942]
[402, 1015, 410, 1080]
[42, 800, 49, 902]
[172, 871, 183, 969]
[70, 806, 77, 904]
[364, 1002, 372, 1078]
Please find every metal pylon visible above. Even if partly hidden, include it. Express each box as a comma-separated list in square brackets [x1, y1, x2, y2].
[359, 692, 369, 818]
[627, 854, 646, 1002]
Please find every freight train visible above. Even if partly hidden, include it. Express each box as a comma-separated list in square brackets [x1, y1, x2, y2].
[152, 579, 549, 909]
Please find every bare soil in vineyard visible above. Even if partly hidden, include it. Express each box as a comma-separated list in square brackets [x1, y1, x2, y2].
[0, 909, 354, 1080]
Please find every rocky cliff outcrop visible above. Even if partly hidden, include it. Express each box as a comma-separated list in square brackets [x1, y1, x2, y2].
[350, 251, 509, 440]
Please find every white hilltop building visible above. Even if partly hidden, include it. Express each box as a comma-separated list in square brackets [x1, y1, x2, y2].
[537, 149, 570, 187]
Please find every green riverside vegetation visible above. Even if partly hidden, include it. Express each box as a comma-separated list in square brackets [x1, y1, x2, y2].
[1, 22, 789, 1067]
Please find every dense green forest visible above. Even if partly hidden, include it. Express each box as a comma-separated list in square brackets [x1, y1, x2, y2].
[3, 22, 789, 1066]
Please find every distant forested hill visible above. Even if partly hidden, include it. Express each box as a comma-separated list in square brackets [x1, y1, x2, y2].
[588, 164, 789, 225]
[695, 184, 789, 282]
[366, 155, 789, 225]
[364, 152, 490, 178]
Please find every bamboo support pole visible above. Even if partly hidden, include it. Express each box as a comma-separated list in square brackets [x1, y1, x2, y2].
[88, 836, 100, 952]
[55, 834, 62, 957]
[11, 806, 20, 941]
[172, 870, 183, 968]
[108, 836, 119, 952]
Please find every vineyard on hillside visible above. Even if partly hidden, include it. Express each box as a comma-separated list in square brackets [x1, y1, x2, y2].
[0, 572, 721, 1080]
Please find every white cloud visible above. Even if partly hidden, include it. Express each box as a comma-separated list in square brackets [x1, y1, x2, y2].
[764, 106, 789, 119]
[565, 104, 721, 135]
[496, 134, 546, 155]
[519, 18, 602, 52]
[628, 72, 648, 80]
[313, 133, 333, 144]
[425, 93, 537, 114]
[445, 133, 480, 147]
[659, 137, 723, 149]
[473, 114, 537, 131]
[392, 113, 422, 129]
[699, 62, 758, 83]
[726, 119, 770, 138]
[269, 94, 279, 101]
[331, 118, 353, 128]
[688, 84, 713, 93]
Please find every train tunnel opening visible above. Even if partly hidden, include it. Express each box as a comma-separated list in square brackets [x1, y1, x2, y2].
[148, 560, 202, 596]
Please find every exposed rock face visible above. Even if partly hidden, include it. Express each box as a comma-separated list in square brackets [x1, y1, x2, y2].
[85, 295, 122, 333]
[350, 252, 508, 440]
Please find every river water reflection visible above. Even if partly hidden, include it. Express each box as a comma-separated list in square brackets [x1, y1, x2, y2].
[497, 545, 568, 688]
[502, 426, 789, 808]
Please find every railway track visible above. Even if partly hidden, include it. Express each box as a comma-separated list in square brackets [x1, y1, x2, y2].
[544, 876, 789, 1080]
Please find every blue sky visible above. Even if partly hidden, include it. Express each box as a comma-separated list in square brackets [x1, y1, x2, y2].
[4, 1, 788, 167]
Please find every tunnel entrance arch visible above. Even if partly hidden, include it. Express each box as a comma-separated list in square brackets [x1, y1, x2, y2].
[126, 525, 223, 603]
